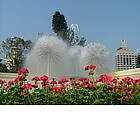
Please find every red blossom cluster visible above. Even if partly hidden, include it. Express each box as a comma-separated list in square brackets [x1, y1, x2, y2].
[0, 66, 140, 104]
[70, 76, 94, 89]
[18, 68, 29, 75]
[14, 75, 23, 83]
[31, 76, 40, 81]
[58, 77, 68, 84]
[98, 74, 112, 84]
[51, 85, 67, 94]
[7, 80, 14, 86]
[85, 65, 96, 71]
[21, 83, 33, 94]
[50, 79, 57, 86]
[40, 75, 49, 81]
[100, 75, 140, 101]
[0, 79, 5, 85]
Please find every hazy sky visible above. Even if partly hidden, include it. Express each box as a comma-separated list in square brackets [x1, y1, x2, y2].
[0, 0, 140, 69]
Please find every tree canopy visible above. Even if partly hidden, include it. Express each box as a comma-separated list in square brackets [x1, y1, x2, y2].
[52, 11, 86, 47]
[0, 37, 33, 72]
[52, 11, 68, 34]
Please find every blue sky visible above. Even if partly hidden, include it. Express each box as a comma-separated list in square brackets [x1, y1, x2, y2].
[0, 0, 140, 69]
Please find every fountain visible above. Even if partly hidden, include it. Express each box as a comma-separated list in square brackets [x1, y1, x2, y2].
[1, 36, 140, 82]
[25, 35, 110, 79]
[81, 43, 110, 74]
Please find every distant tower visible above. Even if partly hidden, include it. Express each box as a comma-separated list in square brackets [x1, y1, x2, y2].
[115, 39, 137, 71]
[70, 24, 80, 39]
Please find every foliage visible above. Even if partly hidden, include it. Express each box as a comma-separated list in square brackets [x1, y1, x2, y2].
[0, 66, 140, 105]
[0, 37, 33, 72]
[77, 37, 86, 46]
[58, 29, 86, 46]
[0, 63, 8, 72]
[52, 11, 68, 34]
[52, 11, 86, 46]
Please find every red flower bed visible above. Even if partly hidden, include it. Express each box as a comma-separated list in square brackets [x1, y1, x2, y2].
[0, 67, 140, 105]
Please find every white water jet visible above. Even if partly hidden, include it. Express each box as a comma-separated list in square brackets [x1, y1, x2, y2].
[81, 43, 110, 74]
[25, 36, 85, 79]
[25, 35, 110, 79]
[69, 45, 84, 77]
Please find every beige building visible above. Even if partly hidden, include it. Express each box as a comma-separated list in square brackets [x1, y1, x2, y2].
[115, 39, 137, 71]
[4, 47, 22, 70]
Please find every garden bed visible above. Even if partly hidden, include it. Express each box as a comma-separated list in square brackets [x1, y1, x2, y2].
[0, 66, 140, 105]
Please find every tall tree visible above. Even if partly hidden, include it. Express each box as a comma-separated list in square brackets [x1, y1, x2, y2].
[0, 37, 33, 72]
[52, 11, 86, 46]
[52, 11, 68, 34]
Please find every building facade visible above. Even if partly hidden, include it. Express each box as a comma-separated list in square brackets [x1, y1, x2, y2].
[115, 39, 137, 71]
[4, 47, 22, 70]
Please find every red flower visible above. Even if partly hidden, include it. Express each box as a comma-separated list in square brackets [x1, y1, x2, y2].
[85, 78, 89, 83]
[132, 79, 139, 85]
[110, 85, 115, 89]
[0, 79, 5, 85]
[70, 76, 76, 81]
[125, 96, 132, 100]
[79, 77, 84, 81]
[85, 65, 89, 71]
[118, 81, 123, 85]
[79, 77, 89, 82]
[88, 83, 94, 88]
[127, 89, 135, 94]
[14, 76, 23, 83]
[99, 74, 112, 84]
[50, 79, 57, 85]
[32, 76, 40, 81]
[58, 77, 68, 84]
[52, 86, 62, 93]
[111, 78, 117, 83]
[18, 68, 29, 75]
[33, 82, 39, 88]
[117, 98, 123, 101]
[89, 65, 96, 70]
[27, 83, 33, 90]
[21, 89, 26, 95]
[45, 81, 49, 88]
[40, 75, 49, 81]
[22, 83, 33, 90]
[71, 81, 79, 87]
[78, 77, 90, 87]
[85, 65, 96, 71]
[8, 80, 14, 86]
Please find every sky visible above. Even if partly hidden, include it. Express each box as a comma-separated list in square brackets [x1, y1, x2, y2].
[0, 0, 140, 70]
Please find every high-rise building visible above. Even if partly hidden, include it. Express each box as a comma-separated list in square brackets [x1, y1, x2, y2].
[115, 39, 137, 71]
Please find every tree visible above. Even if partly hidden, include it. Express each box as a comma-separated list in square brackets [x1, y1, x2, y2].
[0, 63, 8, 72]
[0, 37, 33, 72]
[52, 11, 68, 34]
[52, 11, 86, 47]
[58, 29, 86, 46]
[77, 37, 86, 46]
